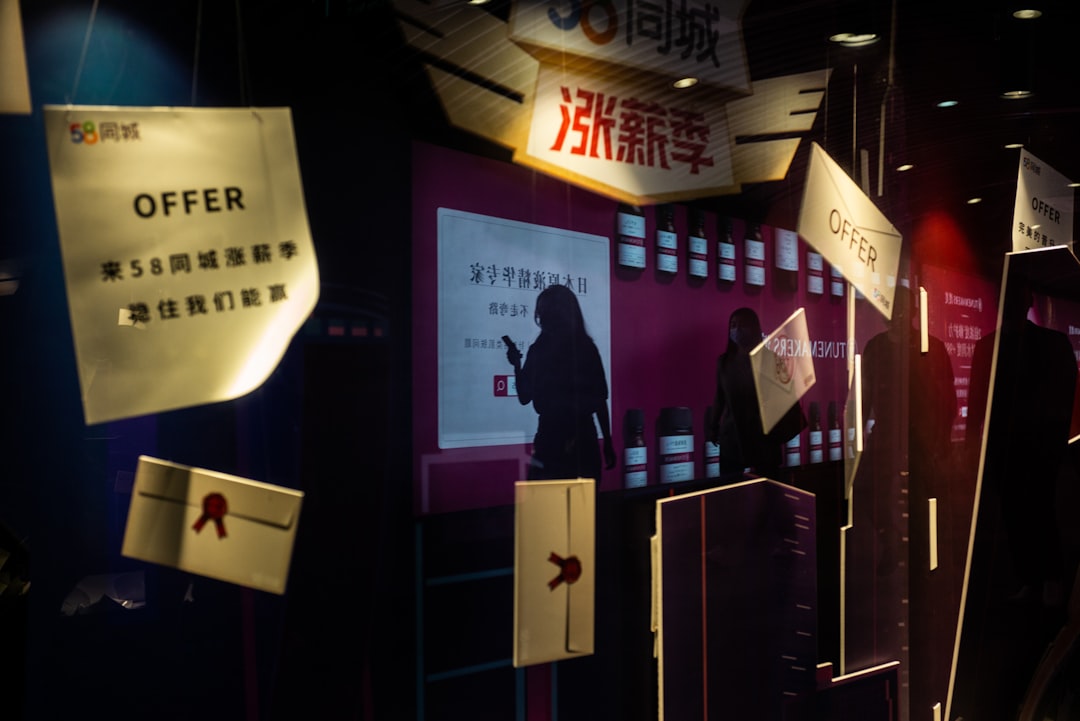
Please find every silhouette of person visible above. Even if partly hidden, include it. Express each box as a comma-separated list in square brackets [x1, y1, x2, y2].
[506, 284, 616, 481]
[968, 277, 1076, 605]
[708, 307, 801, 482]
[953, 271, 1078, 721]
[856, 285, 957, 712]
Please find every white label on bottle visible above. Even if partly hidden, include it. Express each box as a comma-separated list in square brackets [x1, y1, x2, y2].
[660, 461, 694, 483]
[689, 235, 708, 278]
[745, 238, 764, 260]
[624, 446, 647, 487]
[659, 434, 694, 455]
[705, 440, 719, 459]
[809, 430, 823, 463]
[619, 241, 646, 268]
[828, 428, 842, 461]
[624, 470, 648, 488]
[745, 238, 765, 286]
[657, 237, 678, 273]
[775, 229, 799, 271]
[785, 435, 801, 466]
[625, 446, 646, 465]
[617, 212, 645, 238]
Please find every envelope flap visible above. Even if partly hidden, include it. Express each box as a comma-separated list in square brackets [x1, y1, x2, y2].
[134, 455, 303, 529]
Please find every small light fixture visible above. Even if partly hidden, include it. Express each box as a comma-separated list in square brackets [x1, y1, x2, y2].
[896, 164, 915, 172]
[672, 77, 698, 89]
[1012, 9, 1042, 19]
[1004, 143, 1024, 149]
[967, 197, 983, 204]
[936, 100, 959, 108]
[1068, 182, 1080, 188]
[1001, 89, 1033, 99]
[829, 32, 880, 48]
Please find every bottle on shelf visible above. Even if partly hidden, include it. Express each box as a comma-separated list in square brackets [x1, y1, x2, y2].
[744, 222, 765, 287]
[623, 408, 648, 488]
[656, 204, 678, 274]
[688, 209, 708, 280]
[617, 203, 647, 269]
[718, 216, 737, 283]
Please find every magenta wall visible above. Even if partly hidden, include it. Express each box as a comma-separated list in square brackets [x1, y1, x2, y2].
[412, 142, 851, 515]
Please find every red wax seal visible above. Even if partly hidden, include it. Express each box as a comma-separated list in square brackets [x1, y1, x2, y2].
[192, 492, 228, 538]
[547, 552, 582, 589]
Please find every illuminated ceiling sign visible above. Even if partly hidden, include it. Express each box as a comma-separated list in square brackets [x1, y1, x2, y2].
[508, 0, 751, 92]
[1012, 147, 1074, 254]
[521, 62, 734, 201]
[44, 106, 319, 425]
[797, 142, 901, 320]
[394, 0, 829, 205]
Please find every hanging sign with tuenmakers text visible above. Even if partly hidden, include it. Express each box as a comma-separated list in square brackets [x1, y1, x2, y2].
[44, 106, 319, 425]
[797, 142, 902, 320]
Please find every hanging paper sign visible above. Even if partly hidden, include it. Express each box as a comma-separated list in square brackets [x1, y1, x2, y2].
[797, 142, 902, 320]
[514, 478, 596, 667]
[0, 0, 31, 114]
[749, 307, 816, 434]
[121, 456, 304, 595]
[1012, 148, 1074, 253]
[44, 106, 319, 425]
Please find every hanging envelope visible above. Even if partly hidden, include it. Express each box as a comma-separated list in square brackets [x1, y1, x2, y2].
[797, 141, 902, 320]
[749, 307, 816, 434]
[121, 455, 304, 595]
[513, 478, 595, 667]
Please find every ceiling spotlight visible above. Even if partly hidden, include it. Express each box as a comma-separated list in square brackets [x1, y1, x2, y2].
[1004, 143, 1024, 149]
[967, 197, 983, 205]
[1068, 182, 1080, 188]
[672, 77, 699, 89]
[936, 100, 959, 108]
[1001, 89, 1033, 99]
[829, 32, 880, 48]
[1012, 9, 1042, 19]
[896, 164, 915, 172]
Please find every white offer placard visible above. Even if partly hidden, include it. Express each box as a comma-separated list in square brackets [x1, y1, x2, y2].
[797, 142, 902, 320]
[1012, 148, 1074, 253]
[749, 307, 816, 434]
[0, 0, 31, 114]
[437, 208, 610, 449]
[514, 478, 595, 667]
[44, 106, 319, 425]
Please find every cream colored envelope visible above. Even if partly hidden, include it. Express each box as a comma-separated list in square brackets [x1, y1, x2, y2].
[749, 307, 816, 435]
[513, 478, 595, 667]
[121, 455, 303, 595]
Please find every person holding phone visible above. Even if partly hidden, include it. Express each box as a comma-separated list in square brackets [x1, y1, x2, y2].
[505, 284, 616, 481]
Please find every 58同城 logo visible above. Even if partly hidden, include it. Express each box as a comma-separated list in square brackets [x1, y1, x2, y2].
[68, 119, 142, 145]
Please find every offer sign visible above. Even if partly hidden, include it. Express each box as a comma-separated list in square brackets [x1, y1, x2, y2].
[44, 106, 319, 425]
[1012, 148, 1074, 253]
[797, 142, 902, 320]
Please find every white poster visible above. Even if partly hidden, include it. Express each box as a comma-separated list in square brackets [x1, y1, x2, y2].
[437, 208, 611, 449]
[0, 0, 31, 114]
[45, 106, 319, 425]
[1012, 148, 1074, 253]
[749, 307, 816, 434]
[797, 142, 902, 320]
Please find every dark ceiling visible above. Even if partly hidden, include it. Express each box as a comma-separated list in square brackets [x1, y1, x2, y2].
[17, 0, 1080, 279]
